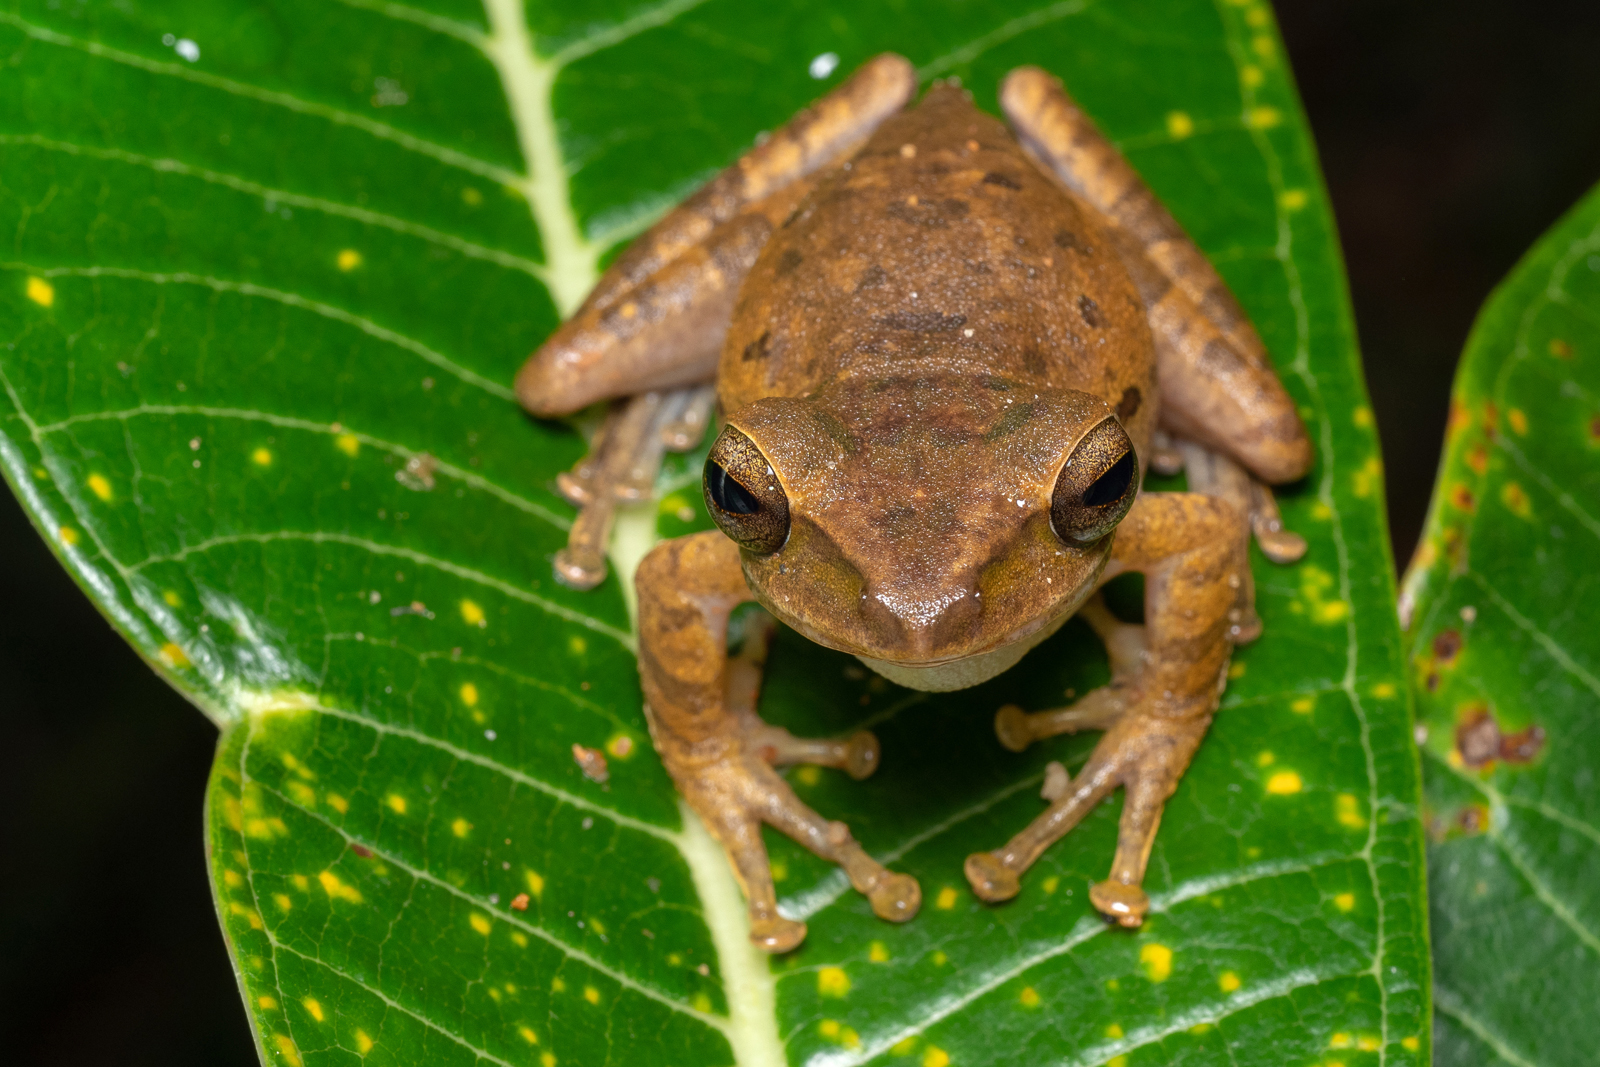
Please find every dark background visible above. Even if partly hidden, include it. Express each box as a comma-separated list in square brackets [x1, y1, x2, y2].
[4, 3, 1598, 1062]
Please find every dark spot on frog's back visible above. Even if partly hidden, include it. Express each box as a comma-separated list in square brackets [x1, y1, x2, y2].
[775, 249, 803, 275]
[876, 311, 968, 333]
[1116, 387, 1141, 421]
[741, 329, 771, 362]
[985, 402, 1036, 441]
[1078, 295, 1103, 329]
[982, 171, 1023, 190]
[886, 198, 970, 228]
[855, 265, 888, 292]
[1055, 229, 1091, 254]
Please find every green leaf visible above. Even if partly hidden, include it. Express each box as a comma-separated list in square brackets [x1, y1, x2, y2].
[0, 1, 1426, 1064]
[1400, 183, 1600, 1067]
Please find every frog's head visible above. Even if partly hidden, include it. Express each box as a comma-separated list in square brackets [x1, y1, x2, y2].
[704, 373, 1138, 691]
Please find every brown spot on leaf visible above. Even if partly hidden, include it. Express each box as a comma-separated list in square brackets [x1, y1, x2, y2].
[1449, 484, 1476, 512]
[1432, 629, 1462, 665]
[572, 743, 609, 783]
[1549, 338, 1573, 359]
[510, 893, 530, 911]
[1455, 804, 1489, 835]
[1465, 442, 1488, 475]
[1455, 705, 1545, 769]
[350, 844, 373, 858]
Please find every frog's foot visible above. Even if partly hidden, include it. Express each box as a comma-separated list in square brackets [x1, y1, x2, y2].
[553, 384, 715, 589]
[994, 593, 1144, 752]
[678, 751, 920, 953]
[966, 702, 1210, 926]
[1161, 433, 1307, 567]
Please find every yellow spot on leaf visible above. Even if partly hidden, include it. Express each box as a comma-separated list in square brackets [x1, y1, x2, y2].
[1229, 661, 1247, 679]
[1501, 481, 1531, 519]
[1166, 111, 1194, 139]
[820, 1020, 840, 1038]
[1329, 1033, 1353, 1049]
[693, 992, 711, 1012]
[462, 187, 484, 206]
[1190, 1023, 1213, 1035]
[1353, 406, 1373, 428]
[335, 433, 360, 457]
[1256, 751, 1275, 767]
[59, 525, 79, 546]
[1246, 6, 1270, 24]
[526, 870, 545, 897]
[1402, 1036, 1420, 1051]
[1140, 942, 1173, 982]
[337, 249, 362, 271]
[386, 794, 406, 814]
[1247, 106, 1281, 128]
[519, 1026, 538, 1044]
[303, 997, 324, 1022]
[470, 913, 491, 935]
[163, 590, 182, 607]
[869, 940, 889, 962]
[1336, 793, 1365, 829]
[318, 870, 362, 904]
[273, 1034, 302, 1067]
[1252, 33, 1275, 60]
[87, 474, 112, 501]
[285, 780, 315, 806]
[452, 817, 472, 838]
[252, 448, 273, 467]
[459, 682, 479, 707]
[1334, 892, 1356, 912]
[229, 901, 263, 929]
[606, 733, 635, 759]
[931, 951, 947, 966]
[1291, 695, 1315, 714]
[326, 793, 348, 814]
[1267, 771, 1303, 795]
[583, 986, 600, 1005]
[160, 642, 191, 668]
[223, 869, 243, 888]
[273, 892, 292, 911]
[1108, 1058, 1128, 1067]
[1279, 189, 1308, 211]
[589, 918, 605, 936]
[1241, 64, 1264, 88]
[892, 1036, 920, 1055]
[923, 1047, 950, 1067]
[1106, 1023, 1124, 1039]
[542, 1054, 556, 1067]
[1352, 455, 1382, 498]
[355, 1029, 374, 1054]
[460, 599, 486, 627]
[936, 886, 959, 909]
[1042, 875, 1059, 894]
[1508, 408, 1527, 435]
[1219, 971, 1242, 993]
[1357, 1035, 1381, 1051]
[511, 931, 527, 947]
[818, 966, 850, 997]
[25, 275, 56, 307]
[568, 634, 586, 655]
[1372, 682, 1395, 699]
[1019, 986, 1040, 1008]
[795, 765, 821, 786]
[292, 874, 308, 891]
[259, 995, 278, 1010]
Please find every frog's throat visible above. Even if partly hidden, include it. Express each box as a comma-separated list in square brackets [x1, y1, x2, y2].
[854, 609, 1075, 692]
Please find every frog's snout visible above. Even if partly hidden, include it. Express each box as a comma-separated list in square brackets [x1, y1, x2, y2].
[858, 579, 983, 660]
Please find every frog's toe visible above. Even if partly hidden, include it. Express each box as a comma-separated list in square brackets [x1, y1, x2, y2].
[843, 730, 882, 780]
[964, 851, 1021, 902]
[865, 870, 922, 922]
[749, 914, 807, 953]
[994, 704, 1033, 752]
[1089, 880, 1149, 928]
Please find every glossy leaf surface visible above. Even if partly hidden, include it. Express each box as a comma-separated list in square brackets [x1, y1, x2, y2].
[1400, 182, 1600, 1067]
[0, 1, 1426, 1064]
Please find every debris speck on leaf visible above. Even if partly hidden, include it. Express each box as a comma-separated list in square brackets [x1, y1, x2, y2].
[572, 744, 609, 783]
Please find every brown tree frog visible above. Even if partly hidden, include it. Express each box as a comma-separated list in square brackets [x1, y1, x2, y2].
[517, 55, 1311, 953]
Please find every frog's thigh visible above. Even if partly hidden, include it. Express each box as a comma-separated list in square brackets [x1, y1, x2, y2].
[1000, 67, 1311, 485]
[966, 493, 1247, 925]
[636, 532, 919, 952]
[516, 54, 916, 417]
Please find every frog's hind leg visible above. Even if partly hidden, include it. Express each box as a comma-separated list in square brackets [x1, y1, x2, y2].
[638, 533, 920, 952]
[1000, 67, 1310, 561]
[965, 493, 1248, 927]
[518, 55, 916, 588]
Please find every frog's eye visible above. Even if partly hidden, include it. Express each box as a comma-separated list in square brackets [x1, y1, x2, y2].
[1051, 417, 1138, 545]
[704, 427, 791, 554]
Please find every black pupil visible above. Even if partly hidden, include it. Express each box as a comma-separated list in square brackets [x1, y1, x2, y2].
[1083, 450, 1135, 507]
[706, 460, 761, 515]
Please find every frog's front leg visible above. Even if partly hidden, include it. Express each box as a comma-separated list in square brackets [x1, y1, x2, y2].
[637, 532, 919, 952]
[965, 493, 1248, 927]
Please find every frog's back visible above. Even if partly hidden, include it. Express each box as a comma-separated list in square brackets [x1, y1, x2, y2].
[719, 84, 1154, 423]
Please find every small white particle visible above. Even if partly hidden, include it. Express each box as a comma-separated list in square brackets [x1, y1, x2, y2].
[1459, 605, 1477, 622]
[489, 893, 500, 904]
[581, 816, 594, 830]
[808, 52, 840, 79]
[485, 729, 497, 740]
[161, 33, 175, 45]
[1414, 724, 1428, 745]
[964, 328, 974, 337]
[188, 437, 201, 451]
[192, 459, 201, 468]
[174, 38, 199, 62]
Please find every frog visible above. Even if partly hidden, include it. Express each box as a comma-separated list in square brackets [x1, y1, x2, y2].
[516, 55, 1312, 953]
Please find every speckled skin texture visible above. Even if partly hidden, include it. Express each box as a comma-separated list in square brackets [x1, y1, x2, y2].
[517, 56, 1312, 950]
